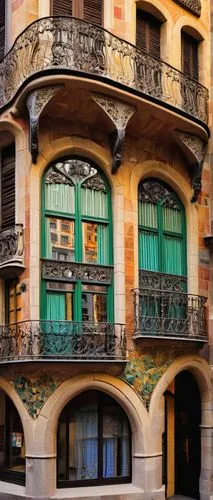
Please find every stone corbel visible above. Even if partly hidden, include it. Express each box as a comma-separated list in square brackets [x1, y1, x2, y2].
[26, 85, 63, 164]
[91, 93, 136, 173]
[175, 130, 207, 202]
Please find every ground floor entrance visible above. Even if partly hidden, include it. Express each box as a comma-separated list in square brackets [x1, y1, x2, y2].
[164, 370, 201, 499]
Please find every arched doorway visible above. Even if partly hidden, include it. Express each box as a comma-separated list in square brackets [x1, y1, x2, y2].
[164, 370, 201, 498]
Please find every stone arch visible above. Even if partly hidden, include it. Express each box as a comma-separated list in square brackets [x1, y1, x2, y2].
[34, 374, 150, 456]
[130, 160, 198, 293]
[0, 377, 34, 454]
[149, 355, 212, 499]
[149, 355, 211, 425]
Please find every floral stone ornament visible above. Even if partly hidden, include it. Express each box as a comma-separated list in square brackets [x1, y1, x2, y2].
[123, 352, 173, 409]
[11, 374, 59, 418]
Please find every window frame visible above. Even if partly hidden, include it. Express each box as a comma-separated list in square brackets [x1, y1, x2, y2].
[138, 179, 187, 278]
[57, 390, 132, 488]
[41, 156, 114, 323]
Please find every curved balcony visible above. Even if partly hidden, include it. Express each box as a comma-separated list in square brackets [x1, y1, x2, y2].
[0, 17, 208, 129]
[0, 320, 126, 362]
[133, 271, 207, 342]
[0, 224, 24, 278]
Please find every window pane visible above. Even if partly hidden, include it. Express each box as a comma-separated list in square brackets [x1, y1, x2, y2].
[81, 187, 108, 218]
[83, 222, 108, 264]
[162, 206, 182, 233]
[69, 405, 98, 481]
[163, 236, 184, 275]
[103, 407, 130, 478]
[45, 217, 75, 262]
[45, 181, 75, 214]
[46, 292, 73, 321]
[5, 397, 25, 472]
[138, 201, 157, 228]
[139, 230, 159, 271]
[82, 293, 107, 322]
[82, 285, 107, 293]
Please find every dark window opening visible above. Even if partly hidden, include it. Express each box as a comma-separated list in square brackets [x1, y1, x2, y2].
[57, 390, 131, 487]
[136, 9, 161, 59]
[182, 31, 199, 81]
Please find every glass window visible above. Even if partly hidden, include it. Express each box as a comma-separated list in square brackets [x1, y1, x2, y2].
[0, 391, 25, 483]
[42, 158, 113, 323]
[57, 390, 131, 486]
[138, 179, 186, 277]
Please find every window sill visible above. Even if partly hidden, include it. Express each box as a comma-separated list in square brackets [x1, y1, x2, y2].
[53, 483, 143, 498]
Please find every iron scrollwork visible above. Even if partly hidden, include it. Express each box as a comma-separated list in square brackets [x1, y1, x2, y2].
[134, 270, 207, 341]
[0, 320, 126, 361]
[41, 259, 113, 284]
[0, 18, 208, 125]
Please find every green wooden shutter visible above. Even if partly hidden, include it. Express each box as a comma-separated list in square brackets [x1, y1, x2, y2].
[1, 144, 15, 229]
[136, 10, 161, 58]
[182, 32, 199, 81]
[51, 0, 73, 16]
[0, 0, 5, 61]
[83, 0, 103, 26]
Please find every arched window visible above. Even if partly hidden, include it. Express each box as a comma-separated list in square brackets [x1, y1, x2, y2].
[0, 391, 25, 484]
[57, 390, 131, 486]
[41, 157, 113, 324]
[51, 0, 103, 27]
[138, 179, 186, 277]
[137, 179, 187, 337]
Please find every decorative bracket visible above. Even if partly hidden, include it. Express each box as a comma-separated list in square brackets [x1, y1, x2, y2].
[175, 130, 207, 202]
[91, 93, 136, 173]
[26, 85, 63, 164]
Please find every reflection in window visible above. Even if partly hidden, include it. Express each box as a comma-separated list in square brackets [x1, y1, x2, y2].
[57, 390, 131, 486]
[46, 217, 75, 262]
[0, 391, 25, 478]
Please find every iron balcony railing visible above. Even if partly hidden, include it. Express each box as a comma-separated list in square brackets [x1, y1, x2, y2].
[0, 17, 208, 125]
[134, 270, 207, 341]
[0, 224, 24, 270]
[0, 320, 126, 362]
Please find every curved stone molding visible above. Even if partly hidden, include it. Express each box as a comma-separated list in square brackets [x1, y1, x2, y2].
[26, 85, 63, 164]
[123, 352, 173, 409]
[41, 259, 113, 283]
[175, 130, 207, 202]
[11, 375, 59, 418]
[92, 93, 136, 173]
[173, 0, 201, 17]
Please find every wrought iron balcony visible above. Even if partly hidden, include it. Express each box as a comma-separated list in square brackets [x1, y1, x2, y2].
[0, 224, 24, 277]
[134, 271, 207, 341]
[0, 320, 126, 362]
[0, 17, 208, 126]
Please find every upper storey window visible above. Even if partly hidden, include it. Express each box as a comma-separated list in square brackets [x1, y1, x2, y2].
[0, 0, 5, 61]
[51, 0, 103, 26]
[1, 144, 15, 229]
[182, 31, 199, 81]
[138, 179, 186, 277]
[136, 9, 161, 59]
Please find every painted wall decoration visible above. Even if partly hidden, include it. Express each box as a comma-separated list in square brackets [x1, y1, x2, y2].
[123, 352, 173, 409]
[11, 374, 59, 418]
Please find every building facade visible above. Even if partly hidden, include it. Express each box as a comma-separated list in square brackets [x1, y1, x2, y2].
[0, 0, 212, 499]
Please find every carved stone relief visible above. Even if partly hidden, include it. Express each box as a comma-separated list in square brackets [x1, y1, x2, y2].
[91, 93, 136, 173]
[172, 0, 201, 17]
[41, 260, 113, 283]
[26, 85, 63, 164]
[175, 130, 207, 202]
